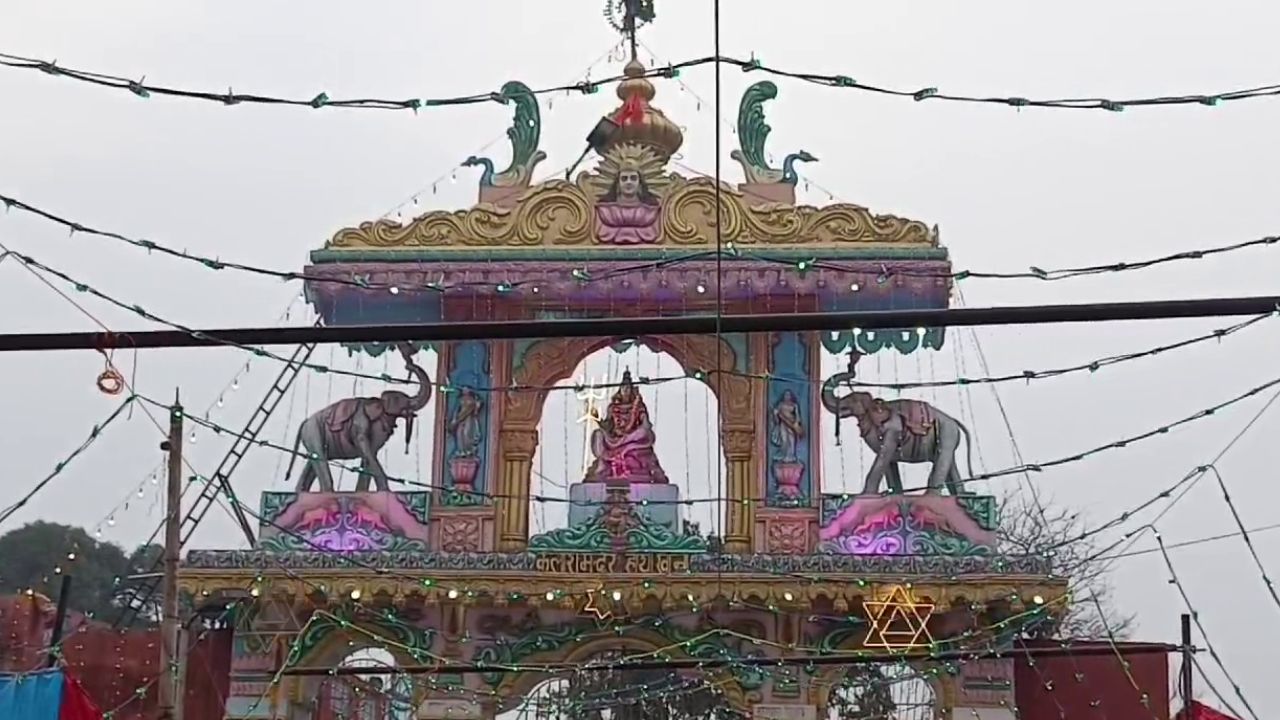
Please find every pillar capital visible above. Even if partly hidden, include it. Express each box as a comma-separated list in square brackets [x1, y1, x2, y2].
[499, 428, 539, 458]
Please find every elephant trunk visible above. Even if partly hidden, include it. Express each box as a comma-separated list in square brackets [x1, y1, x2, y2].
[403, 413, 414, 455]
[405, 359, 432, 412]
[821, 370, 858, 417]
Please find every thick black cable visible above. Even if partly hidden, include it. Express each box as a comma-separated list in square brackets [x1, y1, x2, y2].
[1, 295, 1277, 352]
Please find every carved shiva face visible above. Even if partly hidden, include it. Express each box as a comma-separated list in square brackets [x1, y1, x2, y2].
[617, 169, 641, 200]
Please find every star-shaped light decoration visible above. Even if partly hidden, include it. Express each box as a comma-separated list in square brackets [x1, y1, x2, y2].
[582, 586, 613, 621]
[581, 585, 631, 625]
[862, 585, 935, 651]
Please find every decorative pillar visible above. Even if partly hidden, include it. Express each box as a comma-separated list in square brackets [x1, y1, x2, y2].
[723, 429, 755, 553]
[495, 428, 538, 551]
[434, 341, 495, 504]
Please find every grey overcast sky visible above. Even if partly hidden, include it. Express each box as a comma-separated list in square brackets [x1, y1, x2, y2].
[2, 0, 1278, 714]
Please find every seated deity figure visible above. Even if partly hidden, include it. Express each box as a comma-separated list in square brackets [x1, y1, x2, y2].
[584, 369, 669, 484]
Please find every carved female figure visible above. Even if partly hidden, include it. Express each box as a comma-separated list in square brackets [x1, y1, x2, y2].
[769, 389, 805, 463]
[580, 143, 670, 245]
[448, 388, 484, 458]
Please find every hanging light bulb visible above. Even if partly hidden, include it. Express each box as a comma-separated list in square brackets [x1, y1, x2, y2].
[216, 396, 224, 408]
[107, 515, 116, 527]
[188, 431, 197, 444]
[231, 378, 240, 391]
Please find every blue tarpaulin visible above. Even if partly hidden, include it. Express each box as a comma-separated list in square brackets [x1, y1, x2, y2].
[0, 669, 64, 720]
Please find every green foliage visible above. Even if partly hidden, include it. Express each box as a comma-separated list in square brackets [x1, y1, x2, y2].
[0, 521, 162, 627]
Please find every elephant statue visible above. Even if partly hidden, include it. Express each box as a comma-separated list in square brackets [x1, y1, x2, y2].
[820, 351, 974, 496]
[286, 344, 432, 493]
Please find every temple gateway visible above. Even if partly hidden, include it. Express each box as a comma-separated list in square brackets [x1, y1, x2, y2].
[179, 9, 1065, 719]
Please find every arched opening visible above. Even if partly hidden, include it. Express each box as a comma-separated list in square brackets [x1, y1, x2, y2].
[530, 341, 726, 540]
[497, 648, 739, 720]
[498, 334, 754, 550]
[314, 646, 415, 720]
[822, 663, 938, 720]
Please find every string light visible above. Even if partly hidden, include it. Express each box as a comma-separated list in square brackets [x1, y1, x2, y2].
[0, 51, 703, 111]
[144, 353, 1280, 499]
[5, 246, 1270, 400]
[0, 396, 135, 529]
[8, 470, 1146, 718]
[3, 193, 1275, 296]
[2, 51, 1274, 113]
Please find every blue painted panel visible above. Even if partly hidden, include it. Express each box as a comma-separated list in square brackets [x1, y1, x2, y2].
[442, 341, 492, 499]
[765, 332, 812, 507]
[0, 670, 63, 720]
[309, 292, 445, 326]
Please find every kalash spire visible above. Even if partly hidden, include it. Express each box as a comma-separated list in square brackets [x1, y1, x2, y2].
[582, 0, 683, 162]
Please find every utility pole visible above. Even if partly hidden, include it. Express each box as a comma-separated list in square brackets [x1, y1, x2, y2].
[44, 574, 72, 669]
[157, 395, 184, 720]
[1180, 613, 1194, 716]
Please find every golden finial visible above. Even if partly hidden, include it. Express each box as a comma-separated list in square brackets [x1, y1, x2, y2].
[602, 59, 683, 160]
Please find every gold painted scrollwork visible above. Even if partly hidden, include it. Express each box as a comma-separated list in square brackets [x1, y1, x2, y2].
[660, 177, 747, 245]
[325, 173, 936, 249]
[329, 182, 592, 248]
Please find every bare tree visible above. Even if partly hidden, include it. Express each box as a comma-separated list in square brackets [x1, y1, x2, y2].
[998, 493, 1135, 640]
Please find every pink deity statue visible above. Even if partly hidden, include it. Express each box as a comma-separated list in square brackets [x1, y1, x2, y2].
[584, 370, 669, 484]
[594, 166, 661, 245]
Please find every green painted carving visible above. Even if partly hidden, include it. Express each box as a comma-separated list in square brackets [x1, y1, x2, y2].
[474, 622, 589, 685]
[257, 532, 427, 554]
[259, 492, 296, 527]
[817, 622, 866, 655]
[647, 619, 767, 690]
[294, 608, 437, 665]
[441, 488, 486, 507]
[772, 667, 801, 697]
[527, 503, 708, 554]
[462, 81, 547, 188]
[730, 81, 818, 186]
[343, 341, 434, 358]
[527, 520, 611, 553]
[956, 495, 997, 531]
[821, 327, 947, 355]
[907, 529, 992, 556]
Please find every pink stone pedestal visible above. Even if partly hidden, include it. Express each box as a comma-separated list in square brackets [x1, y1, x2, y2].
[818, 494, 996, 555]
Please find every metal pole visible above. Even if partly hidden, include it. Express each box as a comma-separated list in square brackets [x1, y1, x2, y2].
[0, 294, 1278, 352]
[157, 396, 184, 720]
[44, 574, 72, 669]
[1180, 613, 1194, 715]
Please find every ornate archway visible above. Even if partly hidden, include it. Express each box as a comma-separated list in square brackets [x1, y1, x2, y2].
[284, 613, 433, 718]
[493, 334, 761, 552]
[493, 630, 752, 716]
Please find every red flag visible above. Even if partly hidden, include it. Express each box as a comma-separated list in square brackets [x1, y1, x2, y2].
[613, 93, 646, 126]
[1177, 700, 1240, 720]
[58, 672, 102, 720]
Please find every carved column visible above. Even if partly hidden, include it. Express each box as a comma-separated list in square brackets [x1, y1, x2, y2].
[495, 428, 538, 551]
[723, 428, 755, 553]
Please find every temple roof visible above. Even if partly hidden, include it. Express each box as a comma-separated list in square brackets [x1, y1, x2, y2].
[315, 74, 941, 255]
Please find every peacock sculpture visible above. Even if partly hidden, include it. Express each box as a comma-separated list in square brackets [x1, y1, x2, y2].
[462, 81, 548, 189]
[730, 80, 818, 186]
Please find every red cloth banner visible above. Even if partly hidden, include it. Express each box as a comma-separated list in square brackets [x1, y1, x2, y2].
[613, 93, 646, 126]
[58, 673, 102, 720]
[1178, 701, 1240, 720]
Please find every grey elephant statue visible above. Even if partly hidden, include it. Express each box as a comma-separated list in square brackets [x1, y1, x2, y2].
[286, 343, 431, 493]
[821, 351, 974, 495]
